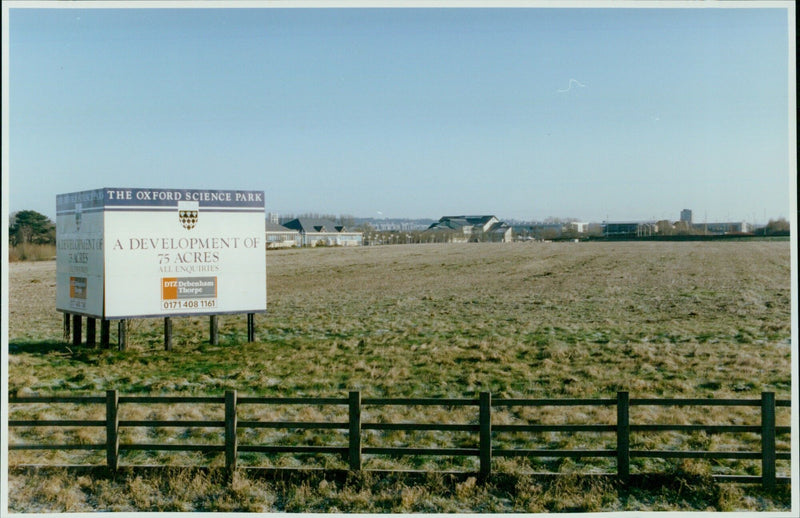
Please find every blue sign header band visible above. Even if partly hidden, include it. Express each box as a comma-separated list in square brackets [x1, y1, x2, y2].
[57, 188, 265, 212]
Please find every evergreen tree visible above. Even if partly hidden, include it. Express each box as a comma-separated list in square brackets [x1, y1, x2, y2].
[9, 210, 55, 245]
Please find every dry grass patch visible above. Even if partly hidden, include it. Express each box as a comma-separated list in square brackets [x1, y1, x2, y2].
[8, 243, 56, 262]
[7, 466, 793, 513]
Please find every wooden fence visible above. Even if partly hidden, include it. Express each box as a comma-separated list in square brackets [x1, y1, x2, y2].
[8, 391, 791, 489]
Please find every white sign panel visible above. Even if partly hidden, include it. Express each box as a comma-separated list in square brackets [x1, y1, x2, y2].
[56, 188, 266, 319]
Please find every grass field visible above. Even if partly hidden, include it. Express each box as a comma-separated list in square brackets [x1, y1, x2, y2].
[6, 241, 794, 512]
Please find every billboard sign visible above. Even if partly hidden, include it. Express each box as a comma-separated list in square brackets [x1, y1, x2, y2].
[56, 188, 266, 319]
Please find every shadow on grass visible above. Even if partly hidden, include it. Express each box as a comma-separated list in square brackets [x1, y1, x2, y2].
[8, 340, 72, 355]
[8, 339, 113, 367]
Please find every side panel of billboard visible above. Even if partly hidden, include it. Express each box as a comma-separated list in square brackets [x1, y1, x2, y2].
[55, 189, 106, 318]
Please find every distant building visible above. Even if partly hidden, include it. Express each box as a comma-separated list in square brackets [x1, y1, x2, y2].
[371, 221, 431, 231]
[587, 222, 605, 235]
[566, 221, 589, 234]
[680, 209, 692, 225]
[265, 221, 301, 248]
[603, 221, 658, 238]
[694, 221, 752, 235]
[425, 215, 513, 242]
[523, 221, 590, 240]
[281, 217, 363, 247]
[529, 223, 566, 239]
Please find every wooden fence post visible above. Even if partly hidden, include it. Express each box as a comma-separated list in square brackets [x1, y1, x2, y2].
[210, 315, 219, 345]
[63, 313, 71, 342]
[349, 391, 362, 471]
[247, 313, 255, 342]
[101, 319, 110, 348]
[106, 389, 119, 471]
[118, 320, 127, 351]
[164, 317, 173, 351]
[761, 391, 776, 491]
[479, 391, 492, 477]
[72, 314, 82, 347]
[225, 390, 238, 471]
[87, 318, 96, 347]
[617, 391, 630, 484]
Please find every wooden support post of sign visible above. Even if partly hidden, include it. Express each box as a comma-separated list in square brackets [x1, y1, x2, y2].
[101, 319, 110, 348]
[247, 313, 255, 342]
[118, 320, 127, 351]
[63, 313, 71, 342]
[164, 317, 173, 351]
[72, 315, 82, 347]
[210, 315, 219, 345]
[86, 318, 96, 347]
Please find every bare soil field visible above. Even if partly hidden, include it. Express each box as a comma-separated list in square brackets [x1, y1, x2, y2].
[5, 241, 794, 512]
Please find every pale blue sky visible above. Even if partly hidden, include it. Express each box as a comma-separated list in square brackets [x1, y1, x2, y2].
[4, 3, 794, 223]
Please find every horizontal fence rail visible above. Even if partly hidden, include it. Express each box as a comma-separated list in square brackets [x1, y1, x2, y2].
[8, 391, 792, 489]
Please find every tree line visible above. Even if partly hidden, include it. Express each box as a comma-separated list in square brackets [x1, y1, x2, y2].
[9, 210, 55, 246]
[763, 218, 791, 236]
[7, 210, 792, 247]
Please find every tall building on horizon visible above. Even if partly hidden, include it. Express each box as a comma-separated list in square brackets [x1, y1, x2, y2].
[680, 209, 692, 225]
